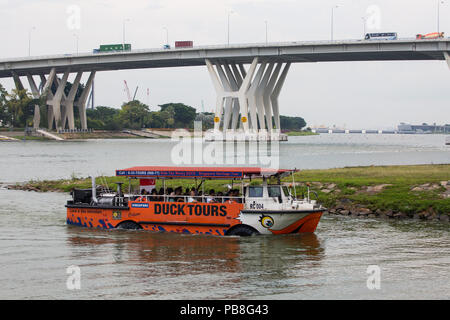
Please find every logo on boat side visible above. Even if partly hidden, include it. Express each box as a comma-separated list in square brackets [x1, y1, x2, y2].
[259, 214, 274, 228]
[112, 210, 122, 220]
[153, 203, 227, 216]
[131, 203, 149, 208]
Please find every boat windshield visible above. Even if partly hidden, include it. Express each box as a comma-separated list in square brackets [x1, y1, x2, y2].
[248, 186, 263, 197]
[268, 186, 282, 198]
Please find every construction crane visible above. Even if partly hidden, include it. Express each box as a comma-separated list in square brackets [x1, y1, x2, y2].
[123, 80, 132, 102]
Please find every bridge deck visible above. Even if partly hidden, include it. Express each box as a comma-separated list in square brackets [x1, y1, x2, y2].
[1, 39, 449, 78]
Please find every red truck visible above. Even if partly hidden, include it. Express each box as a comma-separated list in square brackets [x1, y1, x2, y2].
[416, 32, 444, 39]
[175, 41, 193, 48]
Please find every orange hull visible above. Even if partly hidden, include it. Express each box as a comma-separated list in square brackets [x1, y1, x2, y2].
[67, 201, 243, 236]
[66, 200, 323, 236]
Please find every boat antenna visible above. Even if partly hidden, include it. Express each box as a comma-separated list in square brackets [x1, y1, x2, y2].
[97, 171, 109, 193]
[291, 170, 297, 199]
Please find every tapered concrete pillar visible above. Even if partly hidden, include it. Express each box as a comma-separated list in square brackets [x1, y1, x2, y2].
[247, 62, 267, 132]
[206, 59, 224, 132]
[56, 75, 69, 129]
[445, 52, 450, 69]
[75, 71, 95, 130]
[214, 62, 234, 131]
[223, 63, 239, 130]
[223, 64, 241, 130]
[271, 63, 291, 132]
[231, 64, 245, 128]
[39, 69, 57, 130]
[62, 72, 82, 130]
[12, 72, 24, 91]
[206, 57, 293, 140]
[236, 58, 258, 134]
[11, 73, 41, 129]
[26, 74, 41, 129]
[263, 63, 282, 132]
[50, 70, 70, 131]
[257, 62, 275, 133]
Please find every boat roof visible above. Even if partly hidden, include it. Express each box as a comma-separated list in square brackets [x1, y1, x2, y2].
[116, 166, 296, 179]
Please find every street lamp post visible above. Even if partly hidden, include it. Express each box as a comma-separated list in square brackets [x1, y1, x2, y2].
[123, 18, 130, 50]
[163, 27, 169, 47]
[331, 5, 339, 41]
[73, 33, 79, 55]
[362, 16, 367, 38]
[227, 11, 234, 45]
[265, 20, 268, 44]
[438, 0, 445, 33]
[28, 26, 36, 56]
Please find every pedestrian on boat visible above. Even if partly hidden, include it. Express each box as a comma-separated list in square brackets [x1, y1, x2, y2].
[187, 190, 198, 203]
[206, 189, 216, 203]
[150, 188, 157, 201]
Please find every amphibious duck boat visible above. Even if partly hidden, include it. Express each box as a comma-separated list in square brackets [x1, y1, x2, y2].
[66, 166, 325, 236]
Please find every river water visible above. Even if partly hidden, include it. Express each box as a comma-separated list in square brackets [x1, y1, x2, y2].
[0, 134, 449, 299]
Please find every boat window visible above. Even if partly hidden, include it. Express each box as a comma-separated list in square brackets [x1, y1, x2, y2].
[248, 186, 263, 197]
[268, 186, 282, 198]
[282, 186, 290, 197]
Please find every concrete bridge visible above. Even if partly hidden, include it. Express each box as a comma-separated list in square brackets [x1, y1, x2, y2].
[1, 38, 450, 140]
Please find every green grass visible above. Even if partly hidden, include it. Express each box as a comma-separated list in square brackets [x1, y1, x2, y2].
[285, 131, 319, 136]
[292, 165, 450, 215]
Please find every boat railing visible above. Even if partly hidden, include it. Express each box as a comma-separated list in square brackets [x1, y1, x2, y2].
[129, 194, 245, 204]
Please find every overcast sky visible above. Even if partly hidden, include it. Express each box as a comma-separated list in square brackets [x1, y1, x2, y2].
[0, 0, 449, 129]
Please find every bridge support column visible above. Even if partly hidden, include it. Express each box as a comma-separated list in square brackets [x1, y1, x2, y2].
[62, 72, 82, 130]
[445, 52, 450, 69]
[50, 70, 70, 131]
[75, 71, 95, 130]
[17, 68, 94, 131]
[213, 61, 234, 133]
[26, 74, 42, 129]
[205, 58, 290, 141]
[39, 68, 57, 130]
[271, 63, 291, 134]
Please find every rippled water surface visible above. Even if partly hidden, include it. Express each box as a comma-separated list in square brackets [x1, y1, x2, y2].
[0, 134, 449, 299]
[0, 134, 448, 182]
[0, 189, 448, 299]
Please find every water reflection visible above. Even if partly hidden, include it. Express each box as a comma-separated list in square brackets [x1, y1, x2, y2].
[65, 227, 324, 282]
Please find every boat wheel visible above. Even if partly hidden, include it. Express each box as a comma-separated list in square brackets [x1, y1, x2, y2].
[116, 221, 142, 230]
[226, 224, 260, 236]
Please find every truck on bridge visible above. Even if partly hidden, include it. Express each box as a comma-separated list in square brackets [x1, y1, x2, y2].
[416, 32, 445, 40]
[93, 43, 132, 53]
[175, 41, 193, 48]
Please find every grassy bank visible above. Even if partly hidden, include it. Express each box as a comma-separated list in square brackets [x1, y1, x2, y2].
[7, 164, 450, 220]
[294, 164, 450, 219]
[285, 131, 319, 136]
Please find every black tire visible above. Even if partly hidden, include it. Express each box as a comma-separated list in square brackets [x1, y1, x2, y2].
[116, 221, 142, 230]
[226, 224, 260, 236]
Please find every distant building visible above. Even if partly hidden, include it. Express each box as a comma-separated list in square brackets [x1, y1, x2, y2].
[398, 122, 450, 134]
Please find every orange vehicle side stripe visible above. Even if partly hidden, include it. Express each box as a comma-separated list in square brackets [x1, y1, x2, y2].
[138, 221, 231, 228]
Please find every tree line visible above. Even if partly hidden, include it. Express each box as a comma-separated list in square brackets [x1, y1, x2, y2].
[0, 83, 307, 131]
